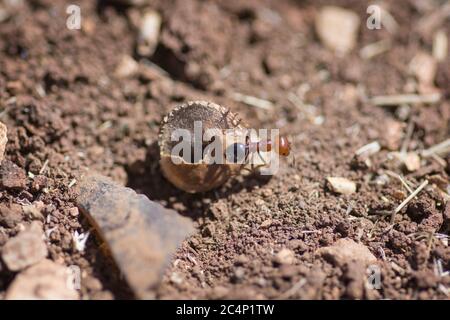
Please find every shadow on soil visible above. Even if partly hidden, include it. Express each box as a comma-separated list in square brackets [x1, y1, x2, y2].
[126, 141, 271, 221]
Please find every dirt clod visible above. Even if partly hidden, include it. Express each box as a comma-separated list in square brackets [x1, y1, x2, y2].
[5, 259, 78, 300]
[274, 248, 295, 265]
[0, 160, 27, 190]
[2, 221, 47, 271]
[316, 239, 377, 267]
[0, 204, 22, 228]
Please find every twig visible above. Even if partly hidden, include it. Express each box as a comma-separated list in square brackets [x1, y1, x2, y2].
[231, 92, 273, 110]
[400, 120, 414, 155]
[391, 180, 429, 223]
[360, 39, 391, 60]
[39, 159, 49, 175]
[370, 93, 441, 106]
[301, 230, 321, 234]
[430, 153, 447, 167]
[438, 284, 449, 297]
[68, 179, 77, 188]
[433, 30, 448, 62]
[278, 278, 307, 299]
[288, 93, 322, 124]
[380, 7, 399, 34]
[385, 170, 414, 193]
[422, 138, 450, 157]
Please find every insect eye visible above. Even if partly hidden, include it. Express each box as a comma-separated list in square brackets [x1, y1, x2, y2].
[226, 143, 246, 163]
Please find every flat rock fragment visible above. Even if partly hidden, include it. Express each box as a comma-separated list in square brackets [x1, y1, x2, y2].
[6, 259, 78, 300]
[76, 173, 194, 299]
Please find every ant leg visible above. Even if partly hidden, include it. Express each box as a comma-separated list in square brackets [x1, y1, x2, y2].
[240, 166, 254, 174]
[232, 117, 242, 127]
[290, 154, 296, 168]
[221, 107, 243, 128]
[220, 107, 231, 128]
[255, 150, 268, 166]
[252, 163, 268, 171]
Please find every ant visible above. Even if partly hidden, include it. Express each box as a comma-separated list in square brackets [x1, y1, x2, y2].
[225, 133, 291, 169]
[220, 106, 292, 170]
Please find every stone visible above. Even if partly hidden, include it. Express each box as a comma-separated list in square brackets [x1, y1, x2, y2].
[274, 248, 295, 265]
[2, 221, 47, 271]
[137, 10, 161, 56]
[315, 6, 360, 53]
[404, 152, 421, 172]
[316, 238, 377, 267]
[68, 207, 79, 217]
[0, 160, 26, 190]
[114, 55, 139, 78]
[392, 152, 422, 172]
[409, 52, 437, 90]
[326, 177, 356, 195]
[0, 121, 6, 163]
[383, 119, 404, 151]
[76, 173, 194, 299]
[5, 259, 78, 300]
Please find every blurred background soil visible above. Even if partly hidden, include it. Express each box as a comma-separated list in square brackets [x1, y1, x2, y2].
[0, 0, 449, 299]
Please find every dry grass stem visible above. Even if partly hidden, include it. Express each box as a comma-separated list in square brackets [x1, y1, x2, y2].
[370, 93, 441, 106]
[231, 92, 274, 110]
[422, 139, 450, 157]
[391, 180, 428, 223]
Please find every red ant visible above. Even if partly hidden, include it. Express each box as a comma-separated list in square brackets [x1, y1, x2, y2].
[225, 134, 291, 168]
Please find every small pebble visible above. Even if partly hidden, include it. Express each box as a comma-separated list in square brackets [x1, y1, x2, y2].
[68, 207, 79, 217]
[114, 55, 139, 78]
[137, 10, 161, 56]
[274, 248, 295, 265]
[315, 6, 360, 53]
[0, 121, 7, 163]
[326, 177, 357, 195]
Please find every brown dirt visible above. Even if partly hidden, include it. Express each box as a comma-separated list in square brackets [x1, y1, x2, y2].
[0, 0, 449, 300]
